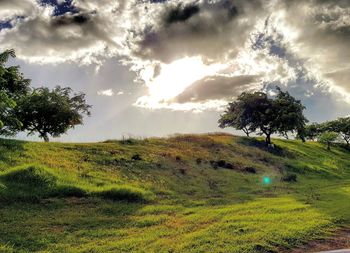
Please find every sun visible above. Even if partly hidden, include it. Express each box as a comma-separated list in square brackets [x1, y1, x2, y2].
[146, 57, 224, 102]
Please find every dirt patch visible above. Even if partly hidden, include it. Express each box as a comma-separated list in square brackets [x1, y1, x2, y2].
[287, 227, 350, 253]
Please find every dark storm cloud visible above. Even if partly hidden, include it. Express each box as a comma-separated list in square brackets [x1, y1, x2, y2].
[173, 75, 260, 103]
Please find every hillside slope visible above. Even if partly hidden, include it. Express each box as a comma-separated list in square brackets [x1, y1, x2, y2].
[0, 133, 350, 253]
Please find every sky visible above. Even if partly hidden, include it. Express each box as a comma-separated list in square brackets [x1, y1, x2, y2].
[0, 0, 350, 142]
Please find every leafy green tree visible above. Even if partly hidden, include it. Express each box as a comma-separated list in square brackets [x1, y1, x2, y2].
[219, 87, 308, 144]
[0, 49, 30, 135]
[218, 97, 256, 137]
[16, 86, 91, 142]
[326, 117, 350, 147]
[0, 91, 16, 132]
[318, 131, 339, 151]
[299, 123, 321, 141]
[272, 87, 308, 140]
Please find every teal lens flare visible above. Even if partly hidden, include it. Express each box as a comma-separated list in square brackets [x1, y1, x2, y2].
[263, 176, 271, 185]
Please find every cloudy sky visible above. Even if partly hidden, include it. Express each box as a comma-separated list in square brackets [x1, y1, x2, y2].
[1, 0, 350, 142]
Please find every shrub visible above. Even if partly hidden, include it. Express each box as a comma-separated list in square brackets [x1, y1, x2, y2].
[282, 173, 297, 182]
[210, 160, 234, 170]
[95, 186, 153, 203]
[178, 168, 187, 175]
[244, 167, 257, 174]
[131, 154, 142, 161]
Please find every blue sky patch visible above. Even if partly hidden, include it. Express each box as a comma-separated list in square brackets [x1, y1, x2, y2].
[0, 20, 13, 31]
[40, 0, 79, 16]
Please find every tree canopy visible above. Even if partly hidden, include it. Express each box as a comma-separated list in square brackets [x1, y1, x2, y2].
[0, 50, 30, 135]
[15, 86, 91, 142]
[318, 131, 339, 151]
[219, 87, 308, 144]
[323, 117, 350, 146]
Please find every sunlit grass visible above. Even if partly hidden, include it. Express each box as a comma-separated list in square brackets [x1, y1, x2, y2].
[0, 134, 349, 252]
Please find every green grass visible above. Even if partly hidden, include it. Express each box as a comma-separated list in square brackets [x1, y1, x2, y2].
[0, 134, 349, 252]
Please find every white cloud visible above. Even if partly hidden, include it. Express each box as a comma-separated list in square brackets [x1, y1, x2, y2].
[97, 89, 114, 96]
[2, 0, 350, 111]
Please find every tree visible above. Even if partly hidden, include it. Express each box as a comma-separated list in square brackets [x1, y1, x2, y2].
[272, 87, 308, 141]
[326, 117, 350, 147]
[299, 123, 320, 141]
[0, 91, 17, 132]
[0, 49, 31, 135]
[318, 131, 339, 151]
[219, 87, 308, 144]
[16, 86, 91, 142]
[218, 98, 255, 137]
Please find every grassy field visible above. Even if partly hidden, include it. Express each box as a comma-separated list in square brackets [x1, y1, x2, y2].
[0, 133, 349, 253]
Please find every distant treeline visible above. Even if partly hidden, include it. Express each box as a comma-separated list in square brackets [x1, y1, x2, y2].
[219, 88, 349, 150]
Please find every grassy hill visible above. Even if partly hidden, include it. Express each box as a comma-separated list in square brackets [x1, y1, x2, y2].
[0, 133, 350, 253]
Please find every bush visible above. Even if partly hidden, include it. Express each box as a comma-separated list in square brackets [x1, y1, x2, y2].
[210, 160, 234, 170]
[95, 186, 153, 203]
[131, 154, 142, 161]
[196, 158, 202, 164]
[281, 173, 298, 182]
[244, 167, 257, 174]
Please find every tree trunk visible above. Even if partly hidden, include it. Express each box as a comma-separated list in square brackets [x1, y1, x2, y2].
[43, 133, 49, 142]
[242, 128, 250, 137]
[265, 134, 271, 145]
[327, 141, 331, 151]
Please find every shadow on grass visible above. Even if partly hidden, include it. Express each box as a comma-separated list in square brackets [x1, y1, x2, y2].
[237, 137, 295, 158]
[0, 165, 154, 204]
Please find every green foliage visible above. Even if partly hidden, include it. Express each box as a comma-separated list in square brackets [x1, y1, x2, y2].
[16, 86, 91, 142]
[300, 123, 321, 141]
[219, 87, 308, 144]
[324, 117, 350, 146]
[318, 131, 339, 150]
[0, 91, 17, 131]
[0, 50, 30, 135]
